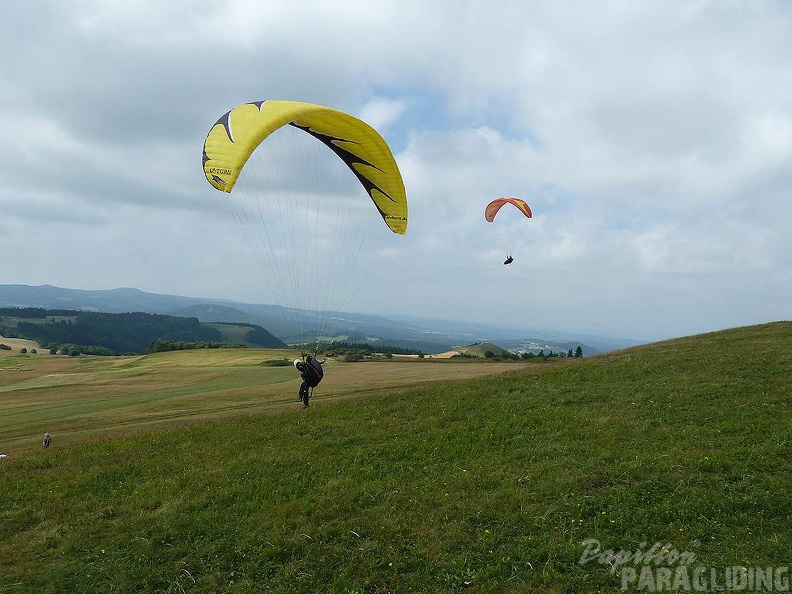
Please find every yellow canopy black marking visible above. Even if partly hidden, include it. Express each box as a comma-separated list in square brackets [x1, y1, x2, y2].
[202, 100, 407, 234]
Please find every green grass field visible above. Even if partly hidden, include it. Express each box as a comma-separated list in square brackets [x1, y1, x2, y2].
[0, 346, 523, 455]
[0, 323, 789, 593]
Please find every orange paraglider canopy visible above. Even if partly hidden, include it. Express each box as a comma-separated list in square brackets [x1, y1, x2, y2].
[484, 197, 532, 222]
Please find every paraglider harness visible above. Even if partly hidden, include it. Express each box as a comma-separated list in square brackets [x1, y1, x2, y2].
[296, 354, 324, 404]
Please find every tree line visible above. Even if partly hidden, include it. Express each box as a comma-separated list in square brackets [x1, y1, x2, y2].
[461, 346, 584, 360]
[149, 340, 248, 353]
[322, 340, 424, 356]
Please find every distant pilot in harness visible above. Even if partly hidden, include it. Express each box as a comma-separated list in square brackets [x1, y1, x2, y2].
[504, 255, 514, 265]
[293, 355, 324, 408]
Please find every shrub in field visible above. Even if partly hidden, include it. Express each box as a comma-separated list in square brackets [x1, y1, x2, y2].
[260, 358, 292, 367]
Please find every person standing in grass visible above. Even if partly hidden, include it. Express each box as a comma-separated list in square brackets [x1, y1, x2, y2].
[293, 356, 325, 408]
[43, 433, 52, 448]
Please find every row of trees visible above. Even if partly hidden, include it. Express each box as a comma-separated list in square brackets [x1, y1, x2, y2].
[44, 343, 114, 356]
[295, 341, 425, 360]
[479, 346, 584, 359]
[149, 340, 248, 353]
[326, 340, 423, 356]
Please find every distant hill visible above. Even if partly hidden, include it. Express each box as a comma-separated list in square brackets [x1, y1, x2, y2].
[0, 284, 641, 354]
[452, 342, 514, 357]
[0, 307, 286, 354]
[172, 304, 271, 326]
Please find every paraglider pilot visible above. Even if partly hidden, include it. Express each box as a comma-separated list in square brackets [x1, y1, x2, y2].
[294, 356, 324, 408]
[504, 255, 514, 265]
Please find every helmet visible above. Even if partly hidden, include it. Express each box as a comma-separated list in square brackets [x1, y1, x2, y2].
[293, 359, 303, 369]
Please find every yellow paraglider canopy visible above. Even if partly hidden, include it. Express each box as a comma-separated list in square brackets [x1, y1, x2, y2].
[202, 100, 407, 234]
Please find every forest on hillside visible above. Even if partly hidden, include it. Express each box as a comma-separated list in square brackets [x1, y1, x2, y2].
[0, 307, 285, 354]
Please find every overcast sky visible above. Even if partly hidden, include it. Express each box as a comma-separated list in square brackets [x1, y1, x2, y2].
[2, 0, 790, 342]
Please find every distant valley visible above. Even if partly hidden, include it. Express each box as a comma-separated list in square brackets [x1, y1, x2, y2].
[0, 284, 645, 355]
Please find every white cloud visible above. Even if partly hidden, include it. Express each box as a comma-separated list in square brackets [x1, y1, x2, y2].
[359, 98, 409, 131]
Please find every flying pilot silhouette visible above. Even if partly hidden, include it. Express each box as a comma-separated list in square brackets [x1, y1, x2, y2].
[504, 255, 514, 265]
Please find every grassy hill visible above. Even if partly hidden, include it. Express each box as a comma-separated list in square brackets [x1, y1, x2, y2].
[452, 341, 514, 357]
[0, 322, 789, 592]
